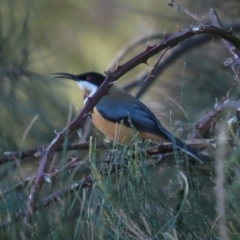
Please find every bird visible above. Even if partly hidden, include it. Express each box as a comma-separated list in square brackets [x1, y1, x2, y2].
[53, 71, 204, 163]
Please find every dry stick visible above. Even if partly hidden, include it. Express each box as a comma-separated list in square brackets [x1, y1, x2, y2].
[145, 48, 169, 82]
[0, 142, 105, 164]
[215, 124, 229, 240]
[23, 25, 240, 226]
[168, 1, 205, 23]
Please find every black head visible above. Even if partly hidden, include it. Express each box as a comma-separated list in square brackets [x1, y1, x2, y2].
[52, 71, 106, 101]
[52, 71, 106, 88]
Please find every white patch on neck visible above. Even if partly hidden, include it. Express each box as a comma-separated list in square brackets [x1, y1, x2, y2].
[76, 81, 98, 105]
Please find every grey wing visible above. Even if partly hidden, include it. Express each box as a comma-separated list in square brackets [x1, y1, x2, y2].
[96, 97, 167, 138]
[96, 95, 205, 163]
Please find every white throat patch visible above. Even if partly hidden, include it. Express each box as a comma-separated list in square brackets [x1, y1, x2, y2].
[76, 81, 98, 105]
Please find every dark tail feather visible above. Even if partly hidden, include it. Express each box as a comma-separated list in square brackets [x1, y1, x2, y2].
[162, 129, 204, 164]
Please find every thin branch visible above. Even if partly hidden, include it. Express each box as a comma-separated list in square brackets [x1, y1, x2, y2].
[168, 1, 205, 23]
[145, 48, 169, 82]
[0, 141, 105, 164]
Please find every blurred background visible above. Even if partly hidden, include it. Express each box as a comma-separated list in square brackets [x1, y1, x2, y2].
[0, 0, 240, 152]
[1, 1, 240, 238]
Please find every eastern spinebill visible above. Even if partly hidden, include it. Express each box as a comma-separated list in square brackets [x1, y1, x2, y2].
[53, 72, 204, 163]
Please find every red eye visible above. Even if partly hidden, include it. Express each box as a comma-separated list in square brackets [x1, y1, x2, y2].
[87, 76, 92, 81]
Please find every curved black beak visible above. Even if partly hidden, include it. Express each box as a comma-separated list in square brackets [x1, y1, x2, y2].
[51, 72, 77, 81]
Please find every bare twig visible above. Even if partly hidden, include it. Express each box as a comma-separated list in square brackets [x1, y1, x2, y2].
[145, 48, 169, 82]
[168, 1, 205, 23]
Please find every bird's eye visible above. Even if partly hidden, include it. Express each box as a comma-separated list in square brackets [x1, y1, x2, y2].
[87, 76, 93, 81]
